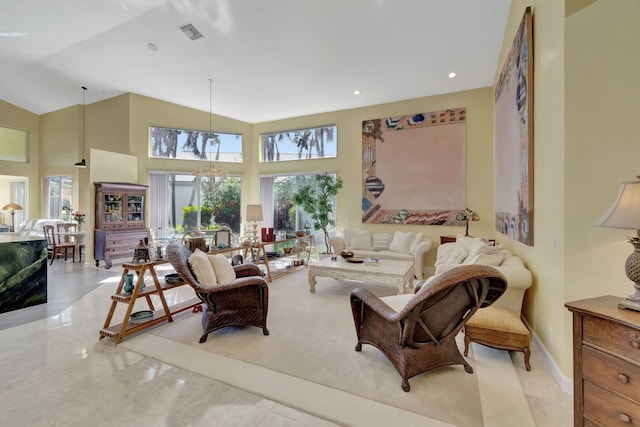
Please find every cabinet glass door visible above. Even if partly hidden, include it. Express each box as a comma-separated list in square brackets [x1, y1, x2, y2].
[127, 195, 144, 222]
[103, 194, 123, 223]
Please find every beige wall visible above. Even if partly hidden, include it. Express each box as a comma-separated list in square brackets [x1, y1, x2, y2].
[564, 0, 640, 359]
[0, 100, 39, 218]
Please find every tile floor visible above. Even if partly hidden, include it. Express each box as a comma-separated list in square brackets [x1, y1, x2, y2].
[0, 260, 572, 426]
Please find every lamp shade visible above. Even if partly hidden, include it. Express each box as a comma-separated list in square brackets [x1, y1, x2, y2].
[246, 204, 263, 222]
[595, 178, 640, 230]
[2, 203, 23, 211]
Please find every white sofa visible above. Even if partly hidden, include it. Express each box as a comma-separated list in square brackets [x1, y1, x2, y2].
[328, 229, 433, 280]
[427, 234, 532, 313]
[9, 218, 64, 238]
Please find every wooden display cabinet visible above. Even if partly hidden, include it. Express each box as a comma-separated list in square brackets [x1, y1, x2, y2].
[94, 182, 150, 269]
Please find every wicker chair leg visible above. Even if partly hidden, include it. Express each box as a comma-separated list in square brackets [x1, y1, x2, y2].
[401, 379, 410, 392]
[463, 361, 473, 374]
[355, 342, 362, 351]
[199, 333, 209, 343]
[262, 327, 270, 335]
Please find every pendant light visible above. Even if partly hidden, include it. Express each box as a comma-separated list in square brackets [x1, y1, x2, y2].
[74, 86, 88, 168]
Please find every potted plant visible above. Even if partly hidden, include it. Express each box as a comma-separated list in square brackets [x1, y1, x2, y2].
[292, 173, 343, 254]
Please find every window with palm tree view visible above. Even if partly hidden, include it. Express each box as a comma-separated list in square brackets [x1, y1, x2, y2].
[261, 125, 337, 162]
[150, 126, 242, 163]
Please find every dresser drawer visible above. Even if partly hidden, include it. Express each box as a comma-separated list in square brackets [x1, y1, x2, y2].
[584, 315, 640, 364]
[584, 381, 640, 426]
[583, 346, 640, 403]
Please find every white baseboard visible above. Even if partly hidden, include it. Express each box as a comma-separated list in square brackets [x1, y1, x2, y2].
[522, 317, 574, 395]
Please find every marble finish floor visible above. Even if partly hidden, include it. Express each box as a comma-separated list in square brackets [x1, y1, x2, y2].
[0, 261, 572, 426]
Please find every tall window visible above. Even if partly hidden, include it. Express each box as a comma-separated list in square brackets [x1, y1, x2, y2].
[44, 176, 72, 220]
[259, 173, 337, 250]
[149, 126, 242, 163]
[149, 172, 242, 236]
[261, 125, 337, 162]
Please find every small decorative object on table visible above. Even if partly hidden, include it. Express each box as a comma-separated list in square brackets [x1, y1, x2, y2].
[123, 273, 135, 294]
[132, 239, 150, 263]
[72, 211, 86, 232]
[340, 250, 354, 259]
[130, 310, 153, 324]
[456, 207, 479, 236]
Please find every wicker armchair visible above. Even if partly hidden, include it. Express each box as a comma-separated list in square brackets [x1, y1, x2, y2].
[167, 243, 270, 343]
[350, 265, 507, 391]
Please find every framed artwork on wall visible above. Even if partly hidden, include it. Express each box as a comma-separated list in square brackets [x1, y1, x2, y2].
[361, 108, 467, 225]
[495, 7, 534, 245]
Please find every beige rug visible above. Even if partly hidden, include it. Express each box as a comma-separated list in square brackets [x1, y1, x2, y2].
[121, 269, 534, 427]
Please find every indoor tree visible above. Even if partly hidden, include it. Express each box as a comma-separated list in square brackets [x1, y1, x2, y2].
[292, 172, 343, 253]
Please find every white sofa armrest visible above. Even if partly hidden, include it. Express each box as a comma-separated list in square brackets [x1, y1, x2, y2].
[413, 239, 433, 280]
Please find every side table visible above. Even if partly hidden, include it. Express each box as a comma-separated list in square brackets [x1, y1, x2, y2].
[99, 260, 199, 344]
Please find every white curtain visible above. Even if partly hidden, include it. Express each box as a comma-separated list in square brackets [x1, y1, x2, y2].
[259, 177, 274, 228]
[148, 173, 169, 235]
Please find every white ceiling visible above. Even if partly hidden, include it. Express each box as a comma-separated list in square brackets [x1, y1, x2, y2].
[0, 0, 511, 124]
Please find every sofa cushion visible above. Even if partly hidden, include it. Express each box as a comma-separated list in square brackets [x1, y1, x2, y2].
[389, 231, 414, 254]
[209, 253, 236, 283]
[465, 252, 506, 266]
[189, 249, 218, 286]
[375, 250, 414, 261]
[446, 246, 469, 264]
[371, 233, 391, 251]
[350, 229, 372, 250]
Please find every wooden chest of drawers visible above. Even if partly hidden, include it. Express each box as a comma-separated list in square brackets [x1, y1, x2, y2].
[566, 296, 640, 426]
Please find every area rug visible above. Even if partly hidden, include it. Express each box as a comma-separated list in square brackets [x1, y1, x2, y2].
[121, 269, 534, 427]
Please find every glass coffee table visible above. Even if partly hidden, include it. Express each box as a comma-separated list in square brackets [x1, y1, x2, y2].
[308, 257, 414, 295]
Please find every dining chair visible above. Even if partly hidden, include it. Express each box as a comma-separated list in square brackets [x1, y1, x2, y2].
[43, 225, 75, 265]
[57, 223, 85, 262]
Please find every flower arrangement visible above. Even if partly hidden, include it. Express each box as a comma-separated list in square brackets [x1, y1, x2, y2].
[456, 208, 479, 236]
[72, 211, 86, 225]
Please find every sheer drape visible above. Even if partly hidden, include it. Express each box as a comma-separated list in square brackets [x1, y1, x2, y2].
[149, 173, 169, 234]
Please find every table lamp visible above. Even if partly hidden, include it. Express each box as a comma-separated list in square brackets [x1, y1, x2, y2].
[2, 203, 23, 232]
[246, 204, 263, 242]
[595, 176, 640, 311]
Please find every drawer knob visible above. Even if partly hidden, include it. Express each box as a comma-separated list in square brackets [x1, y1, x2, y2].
[632, 340, 640, 349]
[619, 413, 631, 423]
[618, 374, 630, 383]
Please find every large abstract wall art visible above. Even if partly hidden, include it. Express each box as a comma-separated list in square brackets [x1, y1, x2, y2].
[495, 7, 534, 245]
[361, 108, 466, 225]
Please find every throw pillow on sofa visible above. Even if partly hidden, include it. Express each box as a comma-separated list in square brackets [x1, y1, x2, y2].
[372, 233, 391, 251]
[465, 252, 506, 266]
[350, 229, 372, 250]
[389, 231, 414, 254]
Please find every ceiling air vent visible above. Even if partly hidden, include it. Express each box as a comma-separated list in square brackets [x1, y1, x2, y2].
[179, 23, 203, 41]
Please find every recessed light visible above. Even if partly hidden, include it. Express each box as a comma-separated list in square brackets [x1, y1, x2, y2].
[145, 40, 158, 51]
[354, 90, 361, 95]
[448, 72, 456, 79]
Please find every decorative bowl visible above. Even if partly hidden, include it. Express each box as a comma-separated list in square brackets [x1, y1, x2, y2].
[340, 250, 354, 259]
[283, 247, 293, 254]
[164, 273, 182, 285]
[295, 231, 305, 237]
[130, 310, 154, 323]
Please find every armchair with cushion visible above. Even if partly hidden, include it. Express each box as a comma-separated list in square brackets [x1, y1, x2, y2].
[350, 265, 507, 391]
[167, 243, 269, 343]
[430, 234, 533, 370]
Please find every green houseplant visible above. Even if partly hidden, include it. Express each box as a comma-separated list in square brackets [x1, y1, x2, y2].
[292, 173, 343, 253]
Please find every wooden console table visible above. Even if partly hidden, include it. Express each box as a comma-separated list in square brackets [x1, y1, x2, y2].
[249, 235, 317, 282]
[99, 260, 199, 344]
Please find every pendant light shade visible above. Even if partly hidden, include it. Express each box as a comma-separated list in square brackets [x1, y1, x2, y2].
[74, 86, 88, 168]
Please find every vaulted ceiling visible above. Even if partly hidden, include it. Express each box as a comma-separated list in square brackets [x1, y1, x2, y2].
[0, 0, 511, 123]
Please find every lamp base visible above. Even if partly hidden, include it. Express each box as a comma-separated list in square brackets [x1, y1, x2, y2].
[618, 298, 640, 312]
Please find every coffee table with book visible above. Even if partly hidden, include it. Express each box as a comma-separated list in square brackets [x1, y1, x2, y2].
[308, 257, 414, 295]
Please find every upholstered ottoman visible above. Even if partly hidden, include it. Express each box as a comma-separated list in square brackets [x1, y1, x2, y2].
[463, 306, 531, 371]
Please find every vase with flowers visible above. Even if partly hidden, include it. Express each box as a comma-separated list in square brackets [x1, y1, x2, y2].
[456, 208, 479, 236]
[72, 211, 86, 232]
